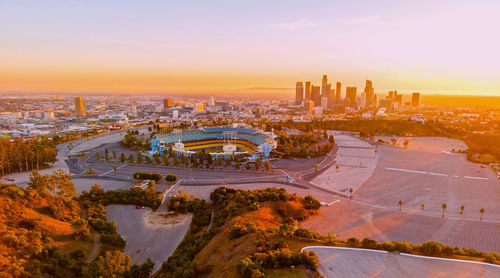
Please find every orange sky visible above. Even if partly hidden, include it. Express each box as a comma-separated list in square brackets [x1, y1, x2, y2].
[1, 0, 499, 96]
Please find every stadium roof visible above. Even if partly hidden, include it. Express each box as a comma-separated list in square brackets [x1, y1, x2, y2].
[156, 126, 271, 146]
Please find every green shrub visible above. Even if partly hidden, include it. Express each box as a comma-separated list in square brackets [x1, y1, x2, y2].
[347, 237, 359, 247]
[132, 172, 162, 181]
[361, 238, 377, 249]
[165, 174, 178, 182]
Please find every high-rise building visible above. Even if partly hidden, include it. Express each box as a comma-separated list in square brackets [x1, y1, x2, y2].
[163, 98, 173, 111]
[336, 82, 342, 104]
[321, 75, 328, 98]
[321, 97, 328, 109]
[388, 91, 394, 99]
[326, 83, 332, 105]
[311, 85, 321, 106]
[295, 82, 304, 105]
[208, 96, 215, 106]
[364, 80, 374, 106]
[412, 92, 420, 107]
[304, 81, 311, 100]
[74, 97, 84, 116]
[346, 87, 357, 107]
[393, 95, 402, 107]
[303, 100, 314, 113]
[328, 89, 336, 109]
[379, 99, 392, 111]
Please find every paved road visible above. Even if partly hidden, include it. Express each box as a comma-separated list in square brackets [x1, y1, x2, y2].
[106, 205, 192, 273]
[85, 230, 100, 263]
[303, 246, 500, 278]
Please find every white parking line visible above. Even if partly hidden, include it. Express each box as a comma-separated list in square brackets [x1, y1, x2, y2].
[99, 164, 128, 177]
[464, 176, 489, 180]
[327, 200, 340, 206]
[386, 167, 427, 175]
[385, 168, 489, 180]
[429, 172, 448, 177]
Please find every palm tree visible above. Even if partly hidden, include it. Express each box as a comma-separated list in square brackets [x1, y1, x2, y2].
[441, 203, 447, 217]
[460, 205, 465, 215]
[421, 203, 425, 211]
[398, 200, 403, 211]
[480, 208, 485, 221]
[314, 165, 318, 174]
[336, 165, 339, 172]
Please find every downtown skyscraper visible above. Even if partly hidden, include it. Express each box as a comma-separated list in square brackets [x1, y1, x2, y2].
[295, 82, 304, 105]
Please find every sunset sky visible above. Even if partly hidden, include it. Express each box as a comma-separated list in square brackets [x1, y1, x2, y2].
[1, 0, 500, 95]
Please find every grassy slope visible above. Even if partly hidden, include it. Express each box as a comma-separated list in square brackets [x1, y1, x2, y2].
[193, 200, 322, 278]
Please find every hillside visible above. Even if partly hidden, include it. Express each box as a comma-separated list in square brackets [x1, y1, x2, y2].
[155, 187, 325, 278]
[0, 171, 87, 277]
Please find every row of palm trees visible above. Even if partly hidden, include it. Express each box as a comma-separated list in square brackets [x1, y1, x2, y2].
[398, 200, 486, 221]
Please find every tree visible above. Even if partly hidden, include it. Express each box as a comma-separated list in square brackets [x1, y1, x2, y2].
[442, 203, 447, 217]
[398, 200, 403, 211]
[28, 169, 76, 199]
[112, 150, 117, 159]
[154, 154, 161, 164]
[336, 165, 339, 172]
[480, 208, 485, 221]
[460, 205, 465, 215]
[137, 152, 143, 164]
[235, 161, 241, 170]
[198, 154, 204, 167]
[71, 218, 90, 240]
[403, 140, 410, 149]
[328, 135, 335, 145]
[83, 250, 132, 277]
[104, 148, 109, 161]
[421, 203, 425, 211]
[314, 165, 318, 174]
[128, 154, 134, 163]
[163, 154, 170, 166]
[124, 258, 154, 278]
[113, 166, 117, 173]
[95, 152, 101, 161]
[264, 160, 270, 171]
[255, 158, 261, 171]
[120, 153, 126, 163]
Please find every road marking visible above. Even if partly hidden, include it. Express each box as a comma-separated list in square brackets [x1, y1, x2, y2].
[429, 172, 448, 177]
[386, 168, 488, 180]
[327, 200, 340, 206]
[464, 176, 489, 180]
[386, 167, 427, 175]
[99, 164, 128, 177]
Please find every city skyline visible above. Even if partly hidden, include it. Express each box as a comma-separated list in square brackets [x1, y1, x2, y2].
[1, 0, 500, 96]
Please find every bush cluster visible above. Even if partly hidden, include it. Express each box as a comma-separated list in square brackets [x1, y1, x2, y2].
[81, 185, 163, 210]
[342, 237, 499, 264]
[132, 172, 162, 181]
[236, 249, 318, 278]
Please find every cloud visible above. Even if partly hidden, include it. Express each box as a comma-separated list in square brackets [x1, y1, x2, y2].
[270, 15, 380, 31]
[348, 15, 380, 24]
[270, 19, 328, 30]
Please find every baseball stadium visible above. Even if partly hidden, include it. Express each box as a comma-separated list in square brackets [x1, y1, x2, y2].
[150, 126, 277, 158]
